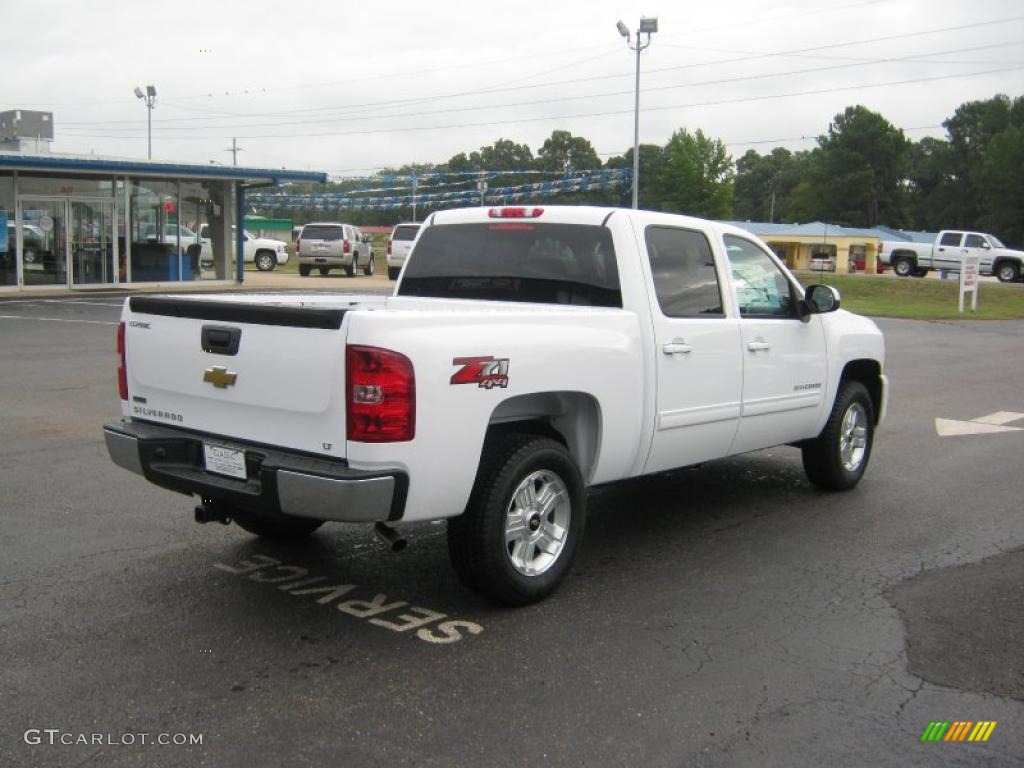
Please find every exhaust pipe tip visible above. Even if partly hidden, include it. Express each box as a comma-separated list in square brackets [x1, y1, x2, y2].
[374, 522, 407, 553]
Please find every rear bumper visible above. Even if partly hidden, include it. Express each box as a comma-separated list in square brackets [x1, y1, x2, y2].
[103, 420, 407, 522]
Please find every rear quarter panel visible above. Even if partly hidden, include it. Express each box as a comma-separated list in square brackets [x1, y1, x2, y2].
[345, 301, 646, 521]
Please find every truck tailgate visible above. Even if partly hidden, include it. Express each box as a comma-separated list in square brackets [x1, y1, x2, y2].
[122, 295, 360, 459]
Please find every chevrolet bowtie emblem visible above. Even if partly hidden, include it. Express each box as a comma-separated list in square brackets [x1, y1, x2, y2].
[203, 366, 238, 388]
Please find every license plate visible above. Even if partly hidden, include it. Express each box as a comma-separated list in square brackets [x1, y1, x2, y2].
[203, 443, 247, 479]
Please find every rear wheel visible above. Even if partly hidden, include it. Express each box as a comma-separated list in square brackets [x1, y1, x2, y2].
[254, 251, 275, 272]
[364, 254, 375, 276]
[345, 258, 357, 277]
[996, 261, 1020, 283]
[299, 265, 311, 277]
[231, 508, 323, 539]
[447, 434, 585, 606]
[893, 257, 914, 277]
[802, 381, 875, 491]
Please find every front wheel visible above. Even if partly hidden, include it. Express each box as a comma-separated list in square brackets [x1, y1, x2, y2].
[996, 261, 1020, 283]
[364, 254, 375, 276]
[802, 381, 875, 491]
[447, 434, 585, 606]
[254, 251, 276, 271]
[299, 265, 311, 277]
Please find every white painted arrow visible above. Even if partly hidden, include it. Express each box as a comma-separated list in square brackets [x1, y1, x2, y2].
[935, 411, 1024, 437]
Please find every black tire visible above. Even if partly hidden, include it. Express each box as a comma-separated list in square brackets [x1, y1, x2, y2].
[912, 268, 928, 277]
[299, 265, 311, 277]
[254, 251, 276, 272]
[893, 257, 913, 277]
[388, 266, 400, 281]
[364, 254, 375, 276]
[231, 507, 323, 539]
[996, 261, 1020, 283]
[802, 381, 875, 491]
[319, 267, 330, 276]
[345, 257, 357, 277]
[447, 434, 585, 606]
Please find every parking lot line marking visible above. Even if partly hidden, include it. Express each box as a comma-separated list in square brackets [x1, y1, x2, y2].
[971, 411, 1024, 426]
[0, 314, 117, 326]
[935, 417, 1023, 436]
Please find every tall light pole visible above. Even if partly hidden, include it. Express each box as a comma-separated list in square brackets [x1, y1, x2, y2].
[134, 85, 157, 159]
[617, 17, 658, 209]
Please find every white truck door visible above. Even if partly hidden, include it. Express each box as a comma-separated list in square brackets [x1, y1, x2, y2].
[934, 231, 963, 271]
[963, 233, 993, 272]
[722, 234, 827, 453]
[641, 224, 742, 473]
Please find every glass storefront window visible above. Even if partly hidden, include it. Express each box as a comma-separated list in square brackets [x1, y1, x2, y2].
[129, 178, 190, 282]
[179, 180, 230, 280]
[0, 173, 14, 286]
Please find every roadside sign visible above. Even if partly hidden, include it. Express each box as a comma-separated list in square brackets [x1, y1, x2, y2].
[959, 254, 979, 313]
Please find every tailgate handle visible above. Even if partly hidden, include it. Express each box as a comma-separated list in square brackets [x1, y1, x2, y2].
[201, 325, 241, 356]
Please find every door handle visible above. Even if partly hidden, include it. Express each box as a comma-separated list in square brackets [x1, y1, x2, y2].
[747, 339, 771, 352]
[662, 340, 693, 355]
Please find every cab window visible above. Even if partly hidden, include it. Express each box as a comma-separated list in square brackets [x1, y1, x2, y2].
[940, 232, 962, 247]
[964, 234, 986, 248]
[723, 234, 797, 318]
[644, 226, 724, 317]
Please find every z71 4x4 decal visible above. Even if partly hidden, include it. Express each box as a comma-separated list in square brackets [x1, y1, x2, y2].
[450, 356, 510, 389]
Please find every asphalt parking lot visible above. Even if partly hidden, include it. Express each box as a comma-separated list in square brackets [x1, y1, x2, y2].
[1, 294, 1022, 767]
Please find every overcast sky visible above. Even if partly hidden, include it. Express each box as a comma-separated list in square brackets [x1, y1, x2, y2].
[5, 0, 1023, 178]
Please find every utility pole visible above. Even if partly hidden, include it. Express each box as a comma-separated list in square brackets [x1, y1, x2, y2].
[225, 138, 243, 166]
[412, 173, 418, 222]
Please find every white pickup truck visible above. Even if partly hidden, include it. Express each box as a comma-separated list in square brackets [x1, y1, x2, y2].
[104, 206, 888, 605]
[880, 229, 1024, 282]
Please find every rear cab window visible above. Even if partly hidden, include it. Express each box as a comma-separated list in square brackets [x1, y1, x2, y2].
[393, 225, 420, 241]
[398, 222, 621, 307]
[940, 232, 963, 247]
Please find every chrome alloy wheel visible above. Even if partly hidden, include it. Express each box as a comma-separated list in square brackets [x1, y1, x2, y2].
[504, 470, 571, 577]
[839, 402, 869, 472]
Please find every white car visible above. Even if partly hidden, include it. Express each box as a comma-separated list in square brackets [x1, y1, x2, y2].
[197, 225, 289, 272]
[105, 206, 887, 605]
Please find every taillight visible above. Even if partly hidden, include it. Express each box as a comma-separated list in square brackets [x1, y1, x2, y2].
[343, 239, 351, 254]
[488, 207, 543, 219]
[387, 238, 392, 256]
[296, 239, 301, 253]
[346, 345, 415, 443]
[117, 321, 128, 400]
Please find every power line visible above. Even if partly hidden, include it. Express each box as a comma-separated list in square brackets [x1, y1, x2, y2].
[60, 52, 1024, 139]
[59, 16, 1024, 130]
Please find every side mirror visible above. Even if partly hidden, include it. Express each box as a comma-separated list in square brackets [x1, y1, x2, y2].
[982, 242, 991, 250]
[804, 284, 841, 316]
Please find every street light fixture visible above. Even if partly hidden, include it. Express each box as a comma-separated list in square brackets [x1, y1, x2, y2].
[617, 17, 658, 209]
[135, 84, 157, 160]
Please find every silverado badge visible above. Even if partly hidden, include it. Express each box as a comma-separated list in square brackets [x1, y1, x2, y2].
[203, 366, 238, 389]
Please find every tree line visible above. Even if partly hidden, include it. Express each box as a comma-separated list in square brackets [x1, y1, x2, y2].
[279, 93, 1024, 247]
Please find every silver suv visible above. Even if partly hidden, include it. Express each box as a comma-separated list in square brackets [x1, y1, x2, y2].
[387, 223, 421, 280]
[297, 222, 374, 277]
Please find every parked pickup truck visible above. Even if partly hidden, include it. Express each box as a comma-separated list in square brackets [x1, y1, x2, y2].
[104, 206, 888, 605]
[880, 230, 1024, 282]
[196, 225, 290, 272]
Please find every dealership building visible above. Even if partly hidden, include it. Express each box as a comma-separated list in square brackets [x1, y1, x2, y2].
[0, 110, 325, 293]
